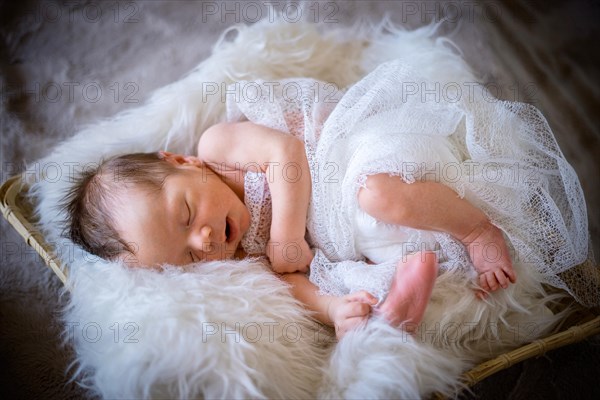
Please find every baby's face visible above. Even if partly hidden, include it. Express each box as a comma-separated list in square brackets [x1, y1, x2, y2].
[114, 156, 250, 267]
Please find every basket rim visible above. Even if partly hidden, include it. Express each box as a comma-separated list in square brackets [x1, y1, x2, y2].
[460, 314, 600, 387]
[1, 175, 67, 284]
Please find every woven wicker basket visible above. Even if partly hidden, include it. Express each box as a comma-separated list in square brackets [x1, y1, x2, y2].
[2, 174, 599, 394]
[1, 175, 68, 283]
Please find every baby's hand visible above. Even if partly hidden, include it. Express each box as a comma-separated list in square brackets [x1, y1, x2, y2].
[328, 291, 378, 339]
[461, 220, 517, 295]
[267, 237, 313, 274]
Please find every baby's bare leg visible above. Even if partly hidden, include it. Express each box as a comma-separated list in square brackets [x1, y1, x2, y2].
[377, 251, 438, 332]
[358, 174, 516, 295]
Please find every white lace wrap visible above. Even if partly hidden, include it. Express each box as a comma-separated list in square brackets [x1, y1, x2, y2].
[226, 60, 596, 306]
[240, 171, 272, 255]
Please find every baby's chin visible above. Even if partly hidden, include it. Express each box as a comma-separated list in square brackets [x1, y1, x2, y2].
[208, 243, 241, 262]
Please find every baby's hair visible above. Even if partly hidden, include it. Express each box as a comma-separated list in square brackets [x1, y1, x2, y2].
[62, 152, 179, 261]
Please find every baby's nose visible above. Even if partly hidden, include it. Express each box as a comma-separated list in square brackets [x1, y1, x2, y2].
[190, 225, 214, 253]
[199, 225, 212, 241]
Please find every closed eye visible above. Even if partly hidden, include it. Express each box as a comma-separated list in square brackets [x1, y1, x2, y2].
[186, 201, 192, 227]
[186, 201, 194, 262]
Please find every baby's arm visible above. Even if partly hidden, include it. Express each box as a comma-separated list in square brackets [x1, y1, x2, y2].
[281, 273, 377, 339]
[358, 175, 516, 294]
[198, 121, 312, 273]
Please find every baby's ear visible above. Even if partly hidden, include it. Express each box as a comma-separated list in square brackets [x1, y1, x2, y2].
[159, 151, 202, 168]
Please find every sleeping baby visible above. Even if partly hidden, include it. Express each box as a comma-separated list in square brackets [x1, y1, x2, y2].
[63, 60, 586, 338]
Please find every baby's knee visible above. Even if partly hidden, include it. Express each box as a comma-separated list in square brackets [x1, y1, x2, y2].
[357, 174, 408, 221]
[358, 174, 386, 209]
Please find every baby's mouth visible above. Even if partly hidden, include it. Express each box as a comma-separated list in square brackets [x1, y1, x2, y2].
[225, 217, 236, 243]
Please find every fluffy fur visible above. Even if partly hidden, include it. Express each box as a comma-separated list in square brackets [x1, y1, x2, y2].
[63, 258, 329, 398]
[321, 317, 469, 399]
[29, 16, 567, 399]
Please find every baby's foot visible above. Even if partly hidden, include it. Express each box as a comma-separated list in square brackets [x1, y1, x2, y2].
[462, 220, 517, 294]
[377, 251, 438, 333]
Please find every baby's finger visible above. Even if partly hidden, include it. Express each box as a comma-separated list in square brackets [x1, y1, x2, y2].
[482, 272, 499, 291]
[475, 290, 488, 300]
[479, 274, 492, 292]
[348, 290, 378, 305]
[503, 266, 517, 283]
[296, 262, 309, 274]
[337, 316, 368, 338]
[494, 269, 509, 289]
[343, 301, 372, 318]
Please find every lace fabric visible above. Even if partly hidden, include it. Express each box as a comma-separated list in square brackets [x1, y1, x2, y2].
[240, 171, 272, 256]
[227, 60, 597, 306]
